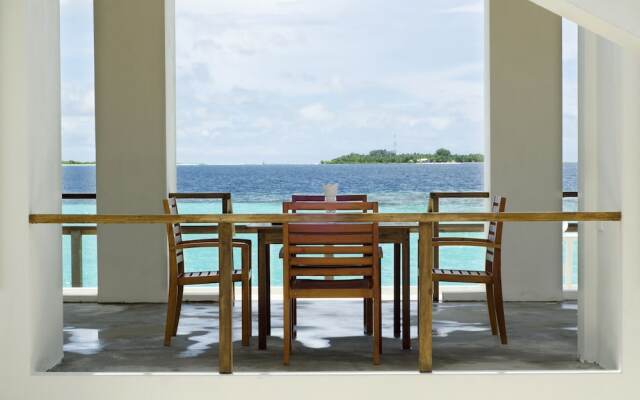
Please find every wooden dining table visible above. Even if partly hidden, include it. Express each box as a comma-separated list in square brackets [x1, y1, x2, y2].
[180, 220, 484, 372]
[248, 222, 414, 351]
[30, 204, 621, 374]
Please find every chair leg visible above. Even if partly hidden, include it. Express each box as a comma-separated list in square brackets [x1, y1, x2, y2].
[494, 279, 508, 344]
[265, 243, 272, 336]
[373, 294, 381, 365]
[485, 283, 498, 336]
[283, 294, 291, 365]
[393, 243, 401, 338]
[240, 241, 252, 346]
[433, 281, 440, 303]
[242, 276, 251, 346]
[164, 284, 178, 346]
[364, 299, 373, 335]
[291, 299, 297, 342]
[363, 299, 368, 334]
[377, 291, 382, 355]
[172, 285, 183, 336]
[292, 298, 298, 339]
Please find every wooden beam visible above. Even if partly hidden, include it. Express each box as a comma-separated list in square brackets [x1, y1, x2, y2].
[218, 222, 234, 374]
[418, 222, 433, 372]
[29, 211, 622, 224]
[168, 192, 231, 199]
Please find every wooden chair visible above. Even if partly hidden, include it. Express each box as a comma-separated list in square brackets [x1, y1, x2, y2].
[428, 192, 491, 302]
[163, 196, 252, 347]
[430, 195, 508, 344]
[287, 194, 376, 335]
[291, 194, 368, 202]
[281, 201, 382, 365]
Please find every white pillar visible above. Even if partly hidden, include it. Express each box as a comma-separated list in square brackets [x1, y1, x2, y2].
[485, 0, 563, 301]
[577, 29, 639, 370]
[95, 0, 176, 302]
[577, 28, 601, 364]
[619, 45, 640, 376]
[0, 0, 62, 375]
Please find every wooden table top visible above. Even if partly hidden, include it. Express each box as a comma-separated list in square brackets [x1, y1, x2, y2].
[178, 222, 484, 234]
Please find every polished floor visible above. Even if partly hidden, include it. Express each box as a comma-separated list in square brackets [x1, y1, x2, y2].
[51, 300, 598, 373]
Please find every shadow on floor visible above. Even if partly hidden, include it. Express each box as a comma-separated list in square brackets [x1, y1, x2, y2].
[51, 300, 598, 372]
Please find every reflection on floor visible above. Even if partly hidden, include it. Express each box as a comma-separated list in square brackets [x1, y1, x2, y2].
[51, 300, 598, 372]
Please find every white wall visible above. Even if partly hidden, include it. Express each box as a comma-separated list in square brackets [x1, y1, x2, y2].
[0, 0, 62, 378]
[485, 0, 563, 301]
[530, 0, 640, 50]
[95, 0, 176, 302]
[578, 28, 640, 370]
[619, 46, 640, 378]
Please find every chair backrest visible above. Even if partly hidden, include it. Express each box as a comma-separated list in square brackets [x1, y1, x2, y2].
[288, 194, 368, 214]
[428, 191, 492, 270]
[291, 194, 368, 202]
[283, 201, 379, 213]
[163, 197, 184, 278]
[283, 201, 380, 278]
[168, 192, 233, 214]
[486, 195, 507, 272]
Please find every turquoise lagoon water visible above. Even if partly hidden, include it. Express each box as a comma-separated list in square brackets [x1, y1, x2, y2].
[62, 163, 578, 288]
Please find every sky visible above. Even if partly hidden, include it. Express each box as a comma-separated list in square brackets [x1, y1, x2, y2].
[60, 0, 578, 164]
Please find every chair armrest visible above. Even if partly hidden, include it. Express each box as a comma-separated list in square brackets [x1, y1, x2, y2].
[280, 246, 384, 258]
[432, 237, 500, 248]
[177, 239, 251, 250]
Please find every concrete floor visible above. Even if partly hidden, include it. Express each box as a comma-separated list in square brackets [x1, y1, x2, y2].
[51, 300, 599, 373]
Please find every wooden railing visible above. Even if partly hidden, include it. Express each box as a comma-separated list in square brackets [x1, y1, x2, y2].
[429, 191, 580, 289]
[61, 192, 233, 286]
[59, 191, 584, 288]
[31, 209, 621, 374]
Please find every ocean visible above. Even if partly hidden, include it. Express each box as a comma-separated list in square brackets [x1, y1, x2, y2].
[62, 163, 578, 288]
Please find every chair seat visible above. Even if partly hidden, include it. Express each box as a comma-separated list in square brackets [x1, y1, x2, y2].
[178, 269, 243, 284]
[279, 246, 384, 258]
[291, 266, 373, 276]
[291, 278, 372, 290]
[290, 278, 373, 298]
[432, 268, 493, 283]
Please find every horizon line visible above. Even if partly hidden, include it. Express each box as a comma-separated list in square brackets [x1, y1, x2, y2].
[62, 161, 580, 166]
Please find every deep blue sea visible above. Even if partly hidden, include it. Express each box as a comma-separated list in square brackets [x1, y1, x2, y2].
[62, 163, 578, 288]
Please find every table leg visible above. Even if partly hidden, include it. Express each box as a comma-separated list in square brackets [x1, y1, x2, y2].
[393, 243, 401, 338]
[218, 223, 234, 373]
[265, 243, 271, 335]
[418, 222, 433, 372]
[258, 232, 267, 350]
[402, 232, 411, 350]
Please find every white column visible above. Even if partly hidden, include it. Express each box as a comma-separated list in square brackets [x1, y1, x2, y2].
[95, 0, 176, 302]
[619, 45, 640, 376]
[485, 0, 563, 301]
[577, 28, 601, 363]
[0, 0, 62, 376]
[577, 29, 640, 370]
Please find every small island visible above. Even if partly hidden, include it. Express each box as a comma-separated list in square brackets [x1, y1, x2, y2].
[62, 160, 95, 165]
[321, 148, 484, 164]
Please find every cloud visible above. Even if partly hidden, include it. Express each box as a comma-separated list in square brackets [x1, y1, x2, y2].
[62, 86, 94, 116]
[299, 103, 334, 122]
[439, 2, 483, 14]
[426, 117, 452, 131]
[62, 0, 582, 164]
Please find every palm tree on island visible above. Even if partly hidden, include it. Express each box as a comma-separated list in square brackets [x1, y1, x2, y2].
[321, 148, 483, 164]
